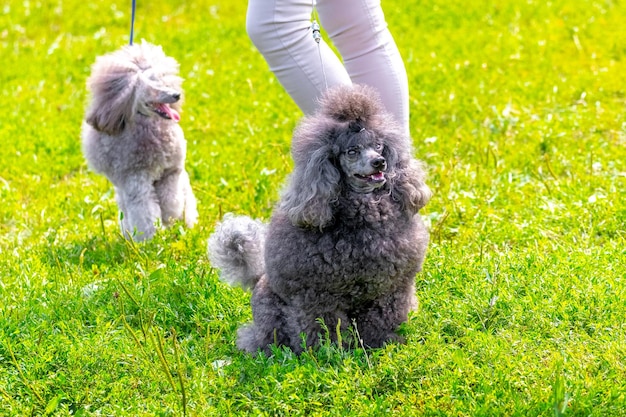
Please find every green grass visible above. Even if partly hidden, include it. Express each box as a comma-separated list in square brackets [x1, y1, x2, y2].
[1, 0, 625, 415]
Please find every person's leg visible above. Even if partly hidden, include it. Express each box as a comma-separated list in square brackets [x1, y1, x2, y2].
[317, 0, 409, 134]
[246, 0, 351, 114]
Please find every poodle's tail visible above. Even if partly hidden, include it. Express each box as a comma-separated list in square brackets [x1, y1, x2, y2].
[207, 213, 266, 291]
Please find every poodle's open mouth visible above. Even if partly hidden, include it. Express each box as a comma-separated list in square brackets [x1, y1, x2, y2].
[151, 103, 180, 122]
[355, 171, 386, 183]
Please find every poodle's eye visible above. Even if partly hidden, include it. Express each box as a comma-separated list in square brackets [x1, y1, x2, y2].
[375, 143, 384, 151]
[346, 148, 359, 157]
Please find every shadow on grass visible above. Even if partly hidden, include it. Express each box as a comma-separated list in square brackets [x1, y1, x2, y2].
[41, 234, 131, 270]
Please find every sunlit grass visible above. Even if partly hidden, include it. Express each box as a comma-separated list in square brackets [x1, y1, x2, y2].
[1, 0, 625, 415]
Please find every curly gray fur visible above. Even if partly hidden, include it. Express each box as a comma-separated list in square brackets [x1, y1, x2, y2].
[207, 214, 267, 291]
[208, 84, 431, 355]
[281, 85, 430, 229]
[81, 41, 197, 241]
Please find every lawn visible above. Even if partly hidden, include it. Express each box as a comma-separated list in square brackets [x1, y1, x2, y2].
[1, 0, 625, 415]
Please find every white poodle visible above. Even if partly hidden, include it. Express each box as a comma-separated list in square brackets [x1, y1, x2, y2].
[81, 41, 198, 241]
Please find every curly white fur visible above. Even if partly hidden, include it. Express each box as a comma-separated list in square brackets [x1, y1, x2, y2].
[81, 41, 198, 241]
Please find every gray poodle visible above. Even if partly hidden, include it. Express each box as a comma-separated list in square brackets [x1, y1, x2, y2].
[209, 85, 431, 355]
[81, 41, 197, 241]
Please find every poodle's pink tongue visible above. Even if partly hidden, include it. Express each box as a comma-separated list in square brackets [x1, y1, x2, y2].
[160, 104, 181, 122]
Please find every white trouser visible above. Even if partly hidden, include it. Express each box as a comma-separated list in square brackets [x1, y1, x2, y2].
[247, 0, 409, 135]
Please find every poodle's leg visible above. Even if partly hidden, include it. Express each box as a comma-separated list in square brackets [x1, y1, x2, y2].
[239, 283, 352, 354]
[114, 185, 128, 225]
[116, 177, 161, 241]
[353, 283, 418, 348]
[153, 168, 184, 226]
[237, 277, 291, 355]
[154, 169, 197, 227]
[289, 306, 350, 352]
[181, 170, 198, 227]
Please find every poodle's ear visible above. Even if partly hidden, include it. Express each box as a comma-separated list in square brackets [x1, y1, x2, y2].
[377, 126, 431, 214]
[85, 81, 137, 135]
[389, 158, 432, 214]
[279, 145, 341, 229]
[85, 57, 139, 136]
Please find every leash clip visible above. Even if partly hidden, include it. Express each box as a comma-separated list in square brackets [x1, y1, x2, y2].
[312, 20, 321, 43]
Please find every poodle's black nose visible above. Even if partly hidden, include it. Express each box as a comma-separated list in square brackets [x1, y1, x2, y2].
[172, 92, 181, 101]
[371, 157, 386, 170]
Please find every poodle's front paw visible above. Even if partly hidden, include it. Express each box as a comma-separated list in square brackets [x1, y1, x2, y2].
[121, 221, 157, 241]
[184, 202, 198, 228]
[119, 207, 160, 241]
[360, 331, 405, 349]
[384, 332, 406, 345]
